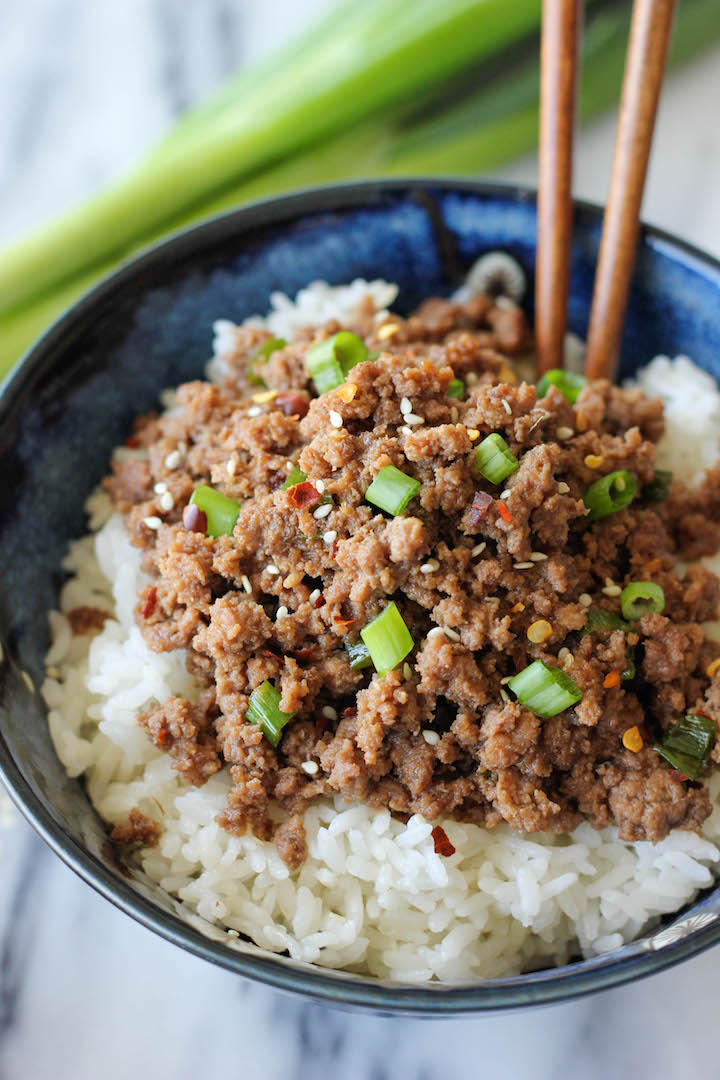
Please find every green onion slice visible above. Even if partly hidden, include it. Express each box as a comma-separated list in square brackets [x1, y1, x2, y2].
[282, 465, 307, 490]
[621, 581, 665, 621]
[246, 680, 294, 747]
[346, 639, 373, 671]
[536, 369, 586, 404]
[447, 378, 465, 400]
[582, 608, 631, 635]
[583, 470, 637, 521]
[248, 337, 286, 386]
[508, 660, 583, 719]
[365, 464, 420, 516]
[306, 331, 369, 394]
[654, 714, 717, 780]
[475, 433, 520, 484]
[189, 484, 241, 538]
[621, 644, 636, 682]
[360, 601, 414, 674]
[642, 469, 673, 503]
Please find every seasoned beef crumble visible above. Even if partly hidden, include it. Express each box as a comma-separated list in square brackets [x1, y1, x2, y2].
[103, 292, 720, 868]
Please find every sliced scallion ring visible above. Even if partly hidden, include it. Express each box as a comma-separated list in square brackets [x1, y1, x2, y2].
[360, 602, 414, 674]
[189, 484, 241, 538]
[365, 464, 420, 516]
[654, 714, 717, 780]
[508, 660, 582, 718]
[306, 331, 369, 394]
[583, 470, 637, 521]
[536, 368, 586, 404]
[246, 681, 294, 747]
[475, 433, 519, 484]
[620, 581, 665, 621]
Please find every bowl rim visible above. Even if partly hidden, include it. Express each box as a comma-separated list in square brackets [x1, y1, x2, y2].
[3, 175, 720, 1014]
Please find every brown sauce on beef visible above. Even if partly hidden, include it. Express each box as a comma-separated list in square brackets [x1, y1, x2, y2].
[102, 292, 720, 865]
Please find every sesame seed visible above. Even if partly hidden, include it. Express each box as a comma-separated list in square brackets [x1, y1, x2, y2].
[227, 929, 240, 938]
[164, 450, 181, 470]
[530, 552, 548, 562]
[501, 400, 512, 415]
[322, 706, 338, 721]
[267, 565, 280, 576]
[579, 593, 592, 607]
[500, 675, 513, 685]
[400, 397, 412, 415]
[527, 619, 553, 643]
[420, 559, 440, 574]
[557, 426, 575, 440]
[443, 627, 461, 642]
[314, 479, 325, 493]
[301, 760, 319, 775]
[323, 530, 337, 544]
[399, 426, 412, 437]
[604, 577, 615, 587]
[329, 410, 343, 428]
[450, 406, 459, 423]
[276, 606, 289, 620]
[286, 461, 294, 471]
[427, 627, 446, 640]
[153, 481, 168, 494]
[241, 575, 252, 594]
[226, 456, 237, 477]
[247, 406, 262, 418]
[378, 322, 400, 340]
[513, 562, 533, 570]
[466, 428, 480, 441]
[558, 647, 570, 662]
[466, 372, 479, 386]
[562, 652, 575, 671]
[406, 414, 424, 427]
[143, 516, 162, 530]
[159, 491, 174, 511]
[313, 503, 332, 520]
[309, 589, 321, 604]
[422, 730, 440, 746]
[403, 662, 412, 681]
[252, 389, 278, 404]
[471, 542, 487, 557]
[557, 481, 570, 494]
[500, 489, 511, 500]
[602, 584, 622, 597]
[283, 571, 303, 589]
[500, 688, 510, 702]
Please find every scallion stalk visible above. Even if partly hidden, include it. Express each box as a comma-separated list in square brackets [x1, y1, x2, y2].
[246, 681, 294, 747]
[306, 331, 369, 393]
[475, 433, 519, 484]
[365, 465, 420, 516]
[654, 714, 717, 780]
[360, 602, 414, 674]
[536, 368, 586, 404]
[508, 660, 582, 718]
[189, 485, 241, 537]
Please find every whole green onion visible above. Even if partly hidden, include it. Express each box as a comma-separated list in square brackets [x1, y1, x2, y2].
[583, 471, 637, 521]
[189, 484, 241, 538]
[536, 369, 586, 404]
[246, 681, 294, 747]
[346, 640, 373, 671]
[475, 433, 519, 484]
[508, 660, 582, 718]
[365, 464, 420, 516]
[642, 469, 673, 503]
[620, 581, 665, 621]
[654, 714, 717, 780]
[447, 378, 465, 400]
[360, 602, 414, 674]
[282, 465, 307, 490]
[248, 337, 286, 386]
[306, 331, 369, 393]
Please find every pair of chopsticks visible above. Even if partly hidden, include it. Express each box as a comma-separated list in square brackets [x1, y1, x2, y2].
[535, 0, 676, 381]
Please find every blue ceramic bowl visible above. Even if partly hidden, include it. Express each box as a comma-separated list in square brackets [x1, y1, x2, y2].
[2, 179, 720, 1014]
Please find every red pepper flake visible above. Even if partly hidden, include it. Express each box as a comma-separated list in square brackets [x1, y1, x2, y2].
[262, 648, 281, 660]
[140, 586, 158, 619]
[275, 391, 309, 419]
[431, 825, 456, 857]
[333, 614, 360, 634]
[669, 769, 689, 782]
[288, 482, 320, 510]
[497, 501, 513, 524]
[467, 490, 493, 529]
[603, 670, 621, 689]
[182, 505, 207, 533]
[124, 434, 141, 448]
[343, 707, 357, 719]
[313, 592, 326, 609]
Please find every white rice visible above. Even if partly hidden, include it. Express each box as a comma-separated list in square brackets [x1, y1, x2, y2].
[42, 279, 720, 982]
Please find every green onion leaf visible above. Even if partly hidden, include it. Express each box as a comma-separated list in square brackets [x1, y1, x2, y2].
[365, 464, 420, 516]
[508, 660, 582, 719]
[621, 581, 665, 621]
[642, 469, 673, 503]
[447, 378, 465, 400]
[583, 471, 637, 521]
[536, 369, 586, 404]
[246, 680, 294, 747]
[306, 331, 369, 393]
[621, 644, 636, 681]
[654, 714, 717, 780]
[282, 465, 307, 490]
[346, 639, 373, 671]
[248, 337, 286, 386]
[189, 484, 241, 538]
[582, 608, 631, 635]
[360, 601, 414, 674]
[475, 433, 519, 484]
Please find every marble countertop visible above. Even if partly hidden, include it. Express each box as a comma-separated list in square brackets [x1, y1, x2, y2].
[2, 2, 720, 1077]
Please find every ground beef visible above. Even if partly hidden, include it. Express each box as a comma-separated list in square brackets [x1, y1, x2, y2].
[111, 809, 162, 848]
[103, 288, 720, 865]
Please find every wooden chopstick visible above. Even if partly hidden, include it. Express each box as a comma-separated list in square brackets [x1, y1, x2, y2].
[584, 0, 676, 381]
[535, 0, 581, 377]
